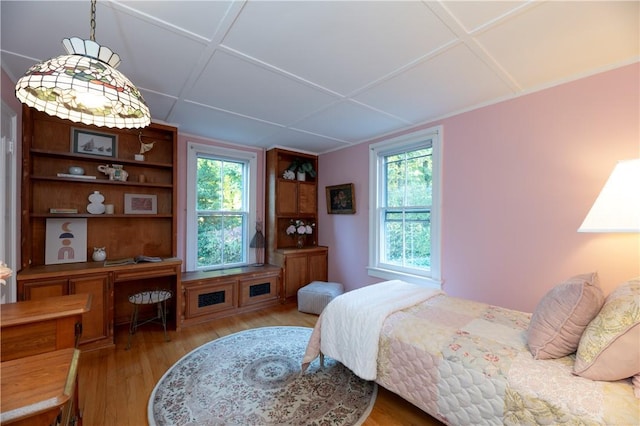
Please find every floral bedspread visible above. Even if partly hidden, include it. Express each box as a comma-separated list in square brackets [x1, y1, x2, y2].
[376, 294, 639, 426]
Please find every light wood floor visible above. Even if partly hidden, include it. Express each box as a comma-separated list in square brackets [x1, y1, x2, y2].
[78, 302, 444, 426]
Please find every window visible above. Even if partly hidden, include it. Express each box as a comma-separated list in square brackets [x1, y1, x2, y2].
[368, 126, 442, 287]
[186, 143, 257, 271]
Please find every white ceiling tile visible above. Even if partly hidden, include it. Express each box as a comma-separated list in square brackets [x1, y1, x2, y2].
[117, 1, 234, 40]
[187, 51, 339, 125]
[475, 1, 639, 88]
[95, 6, 208, 97]
[355, 44, 513, 123]
[171, 102, 283, 147]
[138, 90, 178, 123]
[440, 1, 530, 33]
[222, 1, 457, 94]
[259, 128, 349, 154]
[294, 101, 409, 142]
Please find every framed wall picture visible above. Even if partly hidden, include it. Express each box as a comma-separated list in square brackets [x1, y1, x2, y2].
[124, 193, 157, 214]
[71, 128, 117, 158]
[326, 183, 356, 214]
[45, 218, 88, 265]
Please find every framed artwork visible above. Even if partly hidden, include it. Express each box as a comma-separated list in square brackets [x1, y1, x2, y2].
[326, 183, 356, 214]
[124, 193, 157, 214]
[71, 128, 117, 158]
[45, 218, 87, 265]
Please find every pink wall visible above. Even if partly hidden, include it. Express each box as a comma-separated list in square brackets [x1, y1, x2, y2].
[318, 63, 640, 312]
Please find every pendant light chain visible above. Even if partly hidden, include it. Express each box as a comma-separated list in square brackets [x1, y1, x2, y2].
[90, 0, 97, 42]
[14, 0, 151, 128]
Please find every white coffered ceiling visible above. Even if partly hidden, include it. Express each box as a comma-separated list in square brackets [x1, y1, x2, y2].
[1, 1, 638, 154]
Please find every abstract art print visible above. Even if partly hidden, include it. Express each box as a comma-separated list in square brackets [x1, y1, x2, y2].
[45, 218, 87, 264]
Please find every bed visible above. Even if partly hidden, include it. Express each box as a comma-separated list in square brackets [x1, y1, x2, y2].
[302, 278, 639, 425]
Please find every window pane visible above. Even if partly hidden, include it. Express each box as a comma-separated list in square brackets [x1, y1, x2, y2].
[197, 215, 222, 266]
[405, 151, 432, 207]
[196, 157, 244, 211]
[383, 210, 431, 269]
[196, 214, 244, 268]
[384, 147, 432, 208]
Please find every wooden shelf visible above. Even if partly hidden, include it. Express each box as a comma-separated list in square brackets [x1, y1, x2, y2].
[29, 148, 173, 168]
[265, 148, 327, 301]
[31, 175, 173, 188]
[31, 213, 174, 219]
[20, 106, 178, 266]
[18, 105, 180, 352]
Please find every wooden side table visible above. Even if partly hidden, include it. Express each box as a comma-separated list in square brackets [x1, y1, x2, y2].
[1, 348, 80, 426]
[1, 293, 91, 362]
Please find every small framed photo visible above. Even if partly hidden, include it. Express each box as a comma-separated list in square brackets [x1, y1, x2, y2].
[71, 128, 117, 158]
[326, 183, 356, 214]
[124, 193, 157, 214]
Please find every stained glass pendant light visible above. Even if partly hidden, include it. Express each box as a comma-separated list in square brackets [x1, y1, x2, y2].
[15, 0, 150, 128]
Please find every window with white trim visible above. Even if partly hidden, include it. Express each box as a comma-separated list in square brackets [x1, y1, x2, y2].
[185, 142, 257, 271]
[368, 126, 442, 287]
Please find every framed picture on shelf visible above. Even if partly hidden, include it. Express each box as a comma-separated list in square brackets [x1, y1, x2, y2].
[71, 128, 117, 158]
[124, 193, 157, 214]
[45, 218, 87, 265]
[326, 183, 356, 214]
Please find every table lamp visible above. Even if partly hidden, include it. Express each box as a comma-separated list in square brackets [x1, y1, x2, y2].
[578, 159, 640, 232]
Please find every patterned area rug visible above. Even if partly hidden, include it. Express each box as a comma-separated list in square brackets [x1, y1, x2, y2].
[148, 326, 377, 425]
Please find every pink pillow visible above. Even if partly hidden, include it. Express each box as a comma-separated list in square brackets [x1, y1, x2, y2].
[527, 272, 603, 360]
[574, 279, 640, 381]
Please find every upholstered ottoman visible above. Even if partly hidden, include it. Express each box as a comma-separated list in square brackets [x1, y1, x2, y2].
[297, 281, 344, 315]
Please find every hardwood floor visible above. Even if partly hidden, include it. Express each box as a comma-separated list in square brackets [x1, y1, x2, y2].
[78, 302, 444, 426]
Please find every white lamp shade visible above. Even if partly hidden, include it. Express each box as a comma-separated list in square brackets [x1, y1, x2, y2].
[578, 159, 640, 232]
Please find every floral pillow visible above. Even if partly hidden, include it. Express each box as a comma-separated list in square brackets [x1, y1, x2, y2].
[574, 278, 640, 381]
[527, 272, 604, 360]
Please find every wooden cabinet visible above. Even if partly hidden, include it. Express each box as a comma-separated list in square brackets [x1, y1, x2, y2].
[266, 148, 328, 301]
[266, 148, 320, 251]
[275, 179, 317, 216]
[182, 265, 281, 327]
[17, 105, 179, 351]
[69, 274, 109, 345]
[19, 270, 111, 350]
[280, 247, 328, 299]
[17, 259, 182, 351]
[20, 105, 177, 268]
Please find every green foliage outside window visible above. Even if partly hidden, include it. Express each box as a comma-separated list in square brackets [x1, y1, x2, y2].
[383, 147, 432, 269]
[196, 157, 246, 268]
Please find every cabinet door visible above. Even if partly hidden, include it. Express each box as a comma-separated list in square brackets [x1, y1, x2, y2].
[276, 180, 298, 215]
[308, 249, 328, 282]
[22, 278, 68, 300]
[69, 274, 110, 344]
[298, 182, 317, 215]
[284, 254, 308, 299]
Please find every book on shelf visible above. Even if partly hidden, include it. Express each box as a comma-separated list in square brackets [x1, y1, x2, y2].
[57, 173, 97, 180]
[49, 208, 78, 214]
[104, 255, 163, 266]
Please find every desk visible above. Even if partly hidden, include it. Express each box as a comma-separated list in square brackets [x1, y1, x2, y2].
[1, 294, 91, 362]
[1, 348, 80, 426]
[16, 259, 182, 351]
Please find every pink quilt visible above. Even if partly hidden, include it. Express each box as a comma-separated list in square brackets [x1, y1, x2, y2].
[303, 284, 639, 425]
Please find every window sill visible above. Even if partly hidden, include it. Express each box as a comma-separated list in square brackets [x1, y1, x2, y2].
[367, 266, 442, 289]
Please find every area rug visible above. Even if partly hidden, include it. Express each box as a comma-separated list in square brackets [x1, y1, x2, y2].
[148, 326, 377, 425]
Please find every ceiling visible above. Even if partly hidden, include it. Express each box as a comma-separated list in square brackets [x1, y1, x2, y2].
[1, 1, 638, 154]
